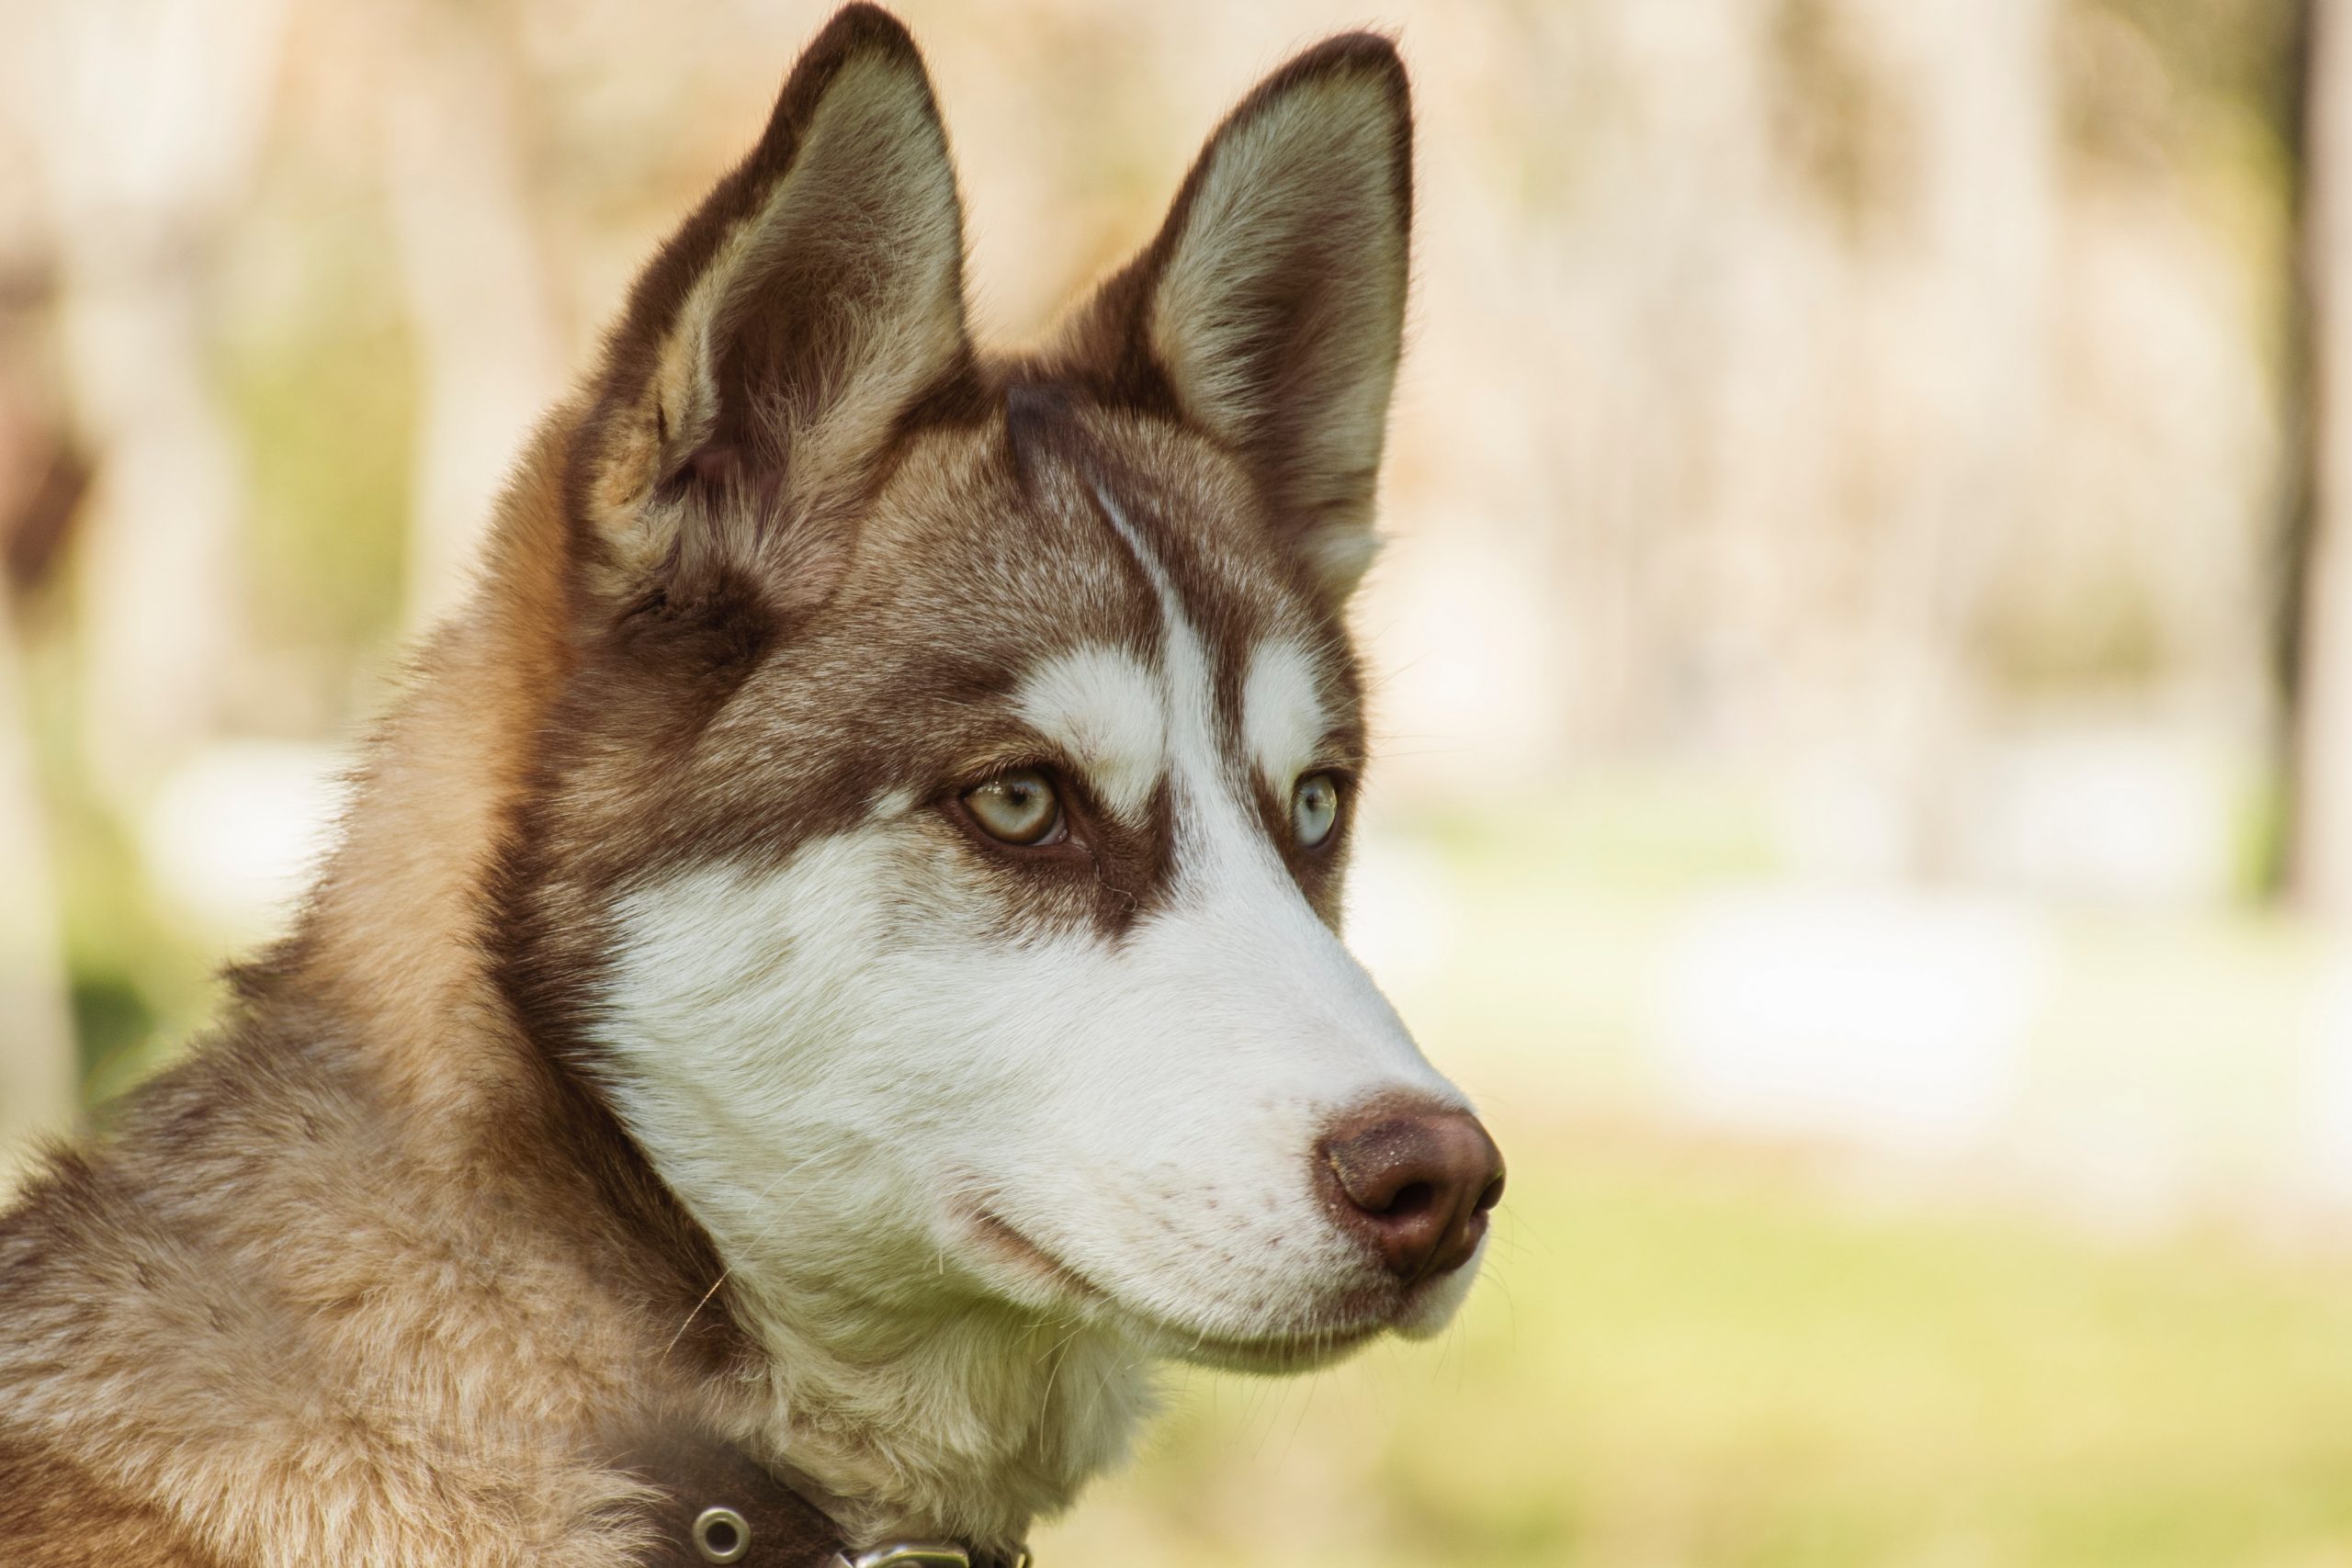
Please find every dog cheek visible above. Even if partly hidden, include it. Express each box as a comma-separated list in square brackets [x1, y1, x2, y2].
[970, 1003, 1353, 1326]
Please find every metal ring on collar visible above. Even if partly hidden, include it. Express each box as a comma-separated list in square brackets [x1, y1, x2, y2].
[691, 1505, 752, 1564]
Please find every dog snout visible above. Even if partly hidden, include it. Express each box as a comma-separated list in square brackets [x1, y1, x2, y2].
[1316, 1101, 1505, 1284]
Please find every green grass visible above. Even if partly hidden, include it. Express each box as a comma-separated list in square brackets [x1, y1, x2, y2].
[1037, 1128, 2352, 1568]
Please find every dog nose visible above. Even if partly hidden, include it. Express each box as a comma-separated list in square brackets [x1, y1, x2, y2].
[1317, 1103, 1506, 1283]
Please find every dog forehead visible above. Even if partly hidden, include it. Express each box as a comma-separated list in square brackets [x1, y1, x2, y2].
[833, 410, 1323, 681]
[612, 409, 1364, 919]
[847, 423, 1156, 655]
[717, 408, 1357, 819]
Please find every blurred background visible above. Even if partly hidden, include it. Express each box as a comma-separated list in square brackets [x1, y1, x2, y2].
[5, 0, 2352, 1562]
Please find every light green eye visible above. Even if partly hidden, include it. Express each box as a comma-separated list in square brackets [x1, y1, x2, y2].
[1292, 773, 1340, 849]
[964, 769, 1063, 845]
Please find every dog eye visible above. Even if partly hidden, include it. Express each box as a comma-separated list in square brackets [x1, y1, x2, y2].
[1292, 773, 1340, 848]
[963, 769, 1064, 845]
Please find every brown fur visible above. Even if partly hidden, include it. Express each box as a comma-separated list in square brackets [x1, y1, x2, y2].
[0, 6, 1415, 1561]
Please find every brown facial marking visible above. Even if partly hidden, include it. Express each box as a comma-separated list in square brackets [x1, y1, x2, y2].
[497, 383, 1369, 1089]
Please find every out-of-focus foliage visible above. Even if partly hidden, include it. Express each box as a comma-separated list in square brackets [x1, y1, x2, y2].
[4, 1, 2349, 1562]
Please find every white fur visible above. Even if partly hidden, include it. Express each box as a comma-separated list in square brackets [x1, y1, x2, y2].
[589, 493, 1476, 1551]
[1013, 644, 1167, 821]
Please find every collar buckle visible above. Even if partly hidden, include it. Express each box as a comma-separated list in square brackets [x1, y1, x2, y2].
[829, 1549, 1029, 1568]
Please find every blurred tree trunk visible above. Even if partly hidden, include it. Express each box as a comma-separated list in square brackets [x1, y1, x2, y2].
[2299, 0, 2352, 914]
[0, 296, 78, 1183]
[383, 0, 562, 631]
[0, 586, 74, 1188]
[1838, 0, 2055, 879]
[7, 0, 289, 807]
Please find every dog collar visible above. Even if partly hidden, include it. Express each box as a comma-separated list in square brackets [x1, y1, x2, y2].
[632, 1428, 1029, 1568]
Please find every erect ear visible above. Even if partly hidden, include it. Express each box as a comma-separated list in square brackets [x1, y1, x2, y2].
[577, 5, 969, 610]
[1058, 35, 1411, 600]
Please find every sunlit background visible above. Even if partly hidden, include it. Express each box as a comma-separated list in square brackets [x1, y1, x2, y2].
[6, 0, 2352, 1562]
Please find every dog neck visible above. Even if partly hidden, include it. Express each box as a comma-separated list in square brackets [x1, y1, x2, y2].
[717, 1287, 1151, 1548]
[277, 413, 1147, 1550]
[291, 420, 576, 1121]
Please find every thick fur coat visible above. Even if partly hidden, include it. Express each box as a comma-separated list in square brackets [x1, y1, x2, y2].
[0, 9, 1498, 1563]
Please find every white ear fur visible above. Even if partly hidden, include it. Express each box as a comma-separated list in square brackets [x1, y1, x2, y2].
[1146, 44, 1411, 597]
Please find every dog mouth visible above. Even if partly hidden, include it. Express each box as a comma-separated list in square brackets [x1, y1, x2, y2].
[959, 1201, 1396, 1371]
[964, 1204, 1107, 1302]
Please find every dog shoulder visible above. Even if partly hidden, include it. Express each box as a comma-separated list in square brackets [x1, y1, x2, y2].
[0, 1036, 678, 1568]
[0, 1135, 230, 1565]
[0, 1431, 223, 1566]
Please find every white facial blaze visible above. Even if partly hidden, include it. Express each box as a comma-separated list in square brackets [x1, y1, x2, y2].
[1043, 482, 1460, 1322]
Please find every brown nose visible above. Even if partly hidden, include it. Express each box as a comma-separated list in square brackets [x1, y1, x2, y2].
[1317, 1103, 1506, 1284]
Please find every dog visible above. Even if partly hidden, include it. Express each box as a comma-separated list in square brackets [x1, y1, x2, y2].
[0, 7, 1503, 1563]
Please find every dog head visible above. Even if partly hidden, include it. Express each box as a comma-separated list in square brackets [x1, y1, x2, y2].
[496, 6, 1501, 1396]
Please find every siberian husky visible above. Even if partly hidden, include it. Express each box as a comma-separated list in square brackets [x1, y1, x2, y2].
[0, 7, 1503, 1564]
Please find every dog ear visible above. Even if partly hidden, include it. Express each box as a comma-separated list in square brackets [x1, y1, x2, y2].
[1059, 36, 1411, 601]
[576, 5, 969, 614]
